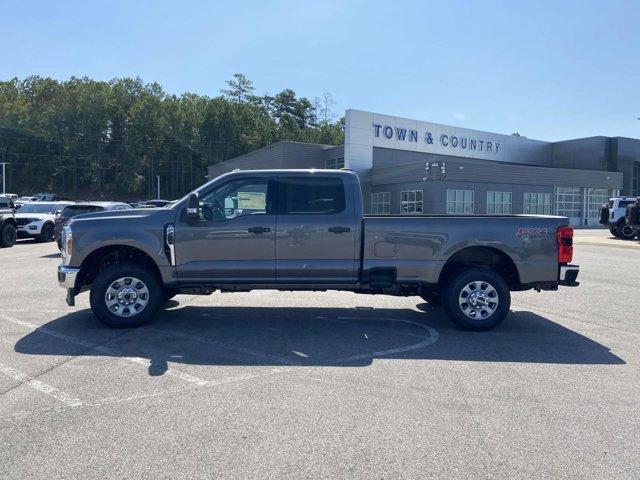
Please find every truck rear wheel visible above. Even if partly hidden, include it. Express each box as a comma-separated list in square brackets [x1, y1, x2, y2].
[616, 225, 637, 240]
[0, 223, 17, 248]
[442, 268, 510, 331]
[89, 262, 162, 328]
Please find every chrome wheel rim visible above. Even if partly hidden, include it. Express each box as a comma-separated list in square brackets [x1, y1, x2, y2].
[458, 281, 499, 320]
[105, 276, 149, 318]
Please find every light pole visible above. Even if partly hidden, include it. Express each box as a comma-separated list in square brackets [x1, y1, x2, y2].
[156, 175, 160, 199]
[1, 147, 8, 194]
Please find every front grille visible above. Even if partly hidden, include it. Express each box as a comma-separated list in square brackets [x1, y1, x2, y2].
[16, 218, 31, 226]
[54, 219, 67, 236]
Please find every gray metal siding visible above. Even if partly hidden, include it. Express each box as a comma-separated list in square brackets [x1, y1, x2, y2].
[612, 137, 640, 195]
[371, 147, 622, 190]
[207, 141, 333, 179]
[282, 142, 327, 169]
[551, 136, 610, 171]
[323, 145, 344, 162]
[207, 143, 286, 179]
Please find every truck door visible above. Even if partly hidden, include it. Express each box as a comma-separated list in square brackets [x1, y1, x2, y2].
[175, 176, 276, 283]
[275, 175, 357, 283]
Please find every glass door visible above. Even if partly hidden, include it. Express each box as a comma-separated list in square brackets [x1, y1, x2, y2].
[555, 187, 582, 226]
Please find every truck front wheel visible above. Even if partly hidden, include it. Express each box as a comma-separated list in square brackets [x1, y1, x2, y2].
[89, 262, 163, 328]
[442, 268, 511, 331]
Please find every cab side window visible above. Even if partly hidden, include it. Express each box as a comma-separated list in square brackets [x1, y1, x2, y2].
[200, 178, 271, 221]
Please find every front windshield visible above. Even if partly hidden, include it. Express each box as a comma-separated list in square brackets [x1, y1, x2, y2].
[18, 203, 57, 214]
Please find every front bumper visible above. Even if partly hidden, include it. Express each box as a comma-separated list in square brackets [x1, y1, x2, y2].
[57, 265, 80, 290]
[559, 264, 580, 286]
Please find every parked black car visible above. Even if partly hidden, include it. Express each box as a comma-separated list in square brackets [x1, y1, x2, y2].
[142, 199, 171, 207]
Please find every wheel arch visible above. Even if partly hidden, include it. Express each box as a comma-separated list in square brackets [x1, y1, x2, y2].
[77, 244, 162, 291]
[437, 245, 521, 290]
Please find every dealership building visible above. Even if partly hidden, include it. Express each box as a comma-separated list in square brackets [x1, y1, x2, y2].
[208, 109, 640, 226]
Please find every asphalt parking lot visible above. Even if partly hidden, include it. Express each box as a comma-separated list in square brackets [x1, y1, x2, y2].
[1, 233, 638, 479]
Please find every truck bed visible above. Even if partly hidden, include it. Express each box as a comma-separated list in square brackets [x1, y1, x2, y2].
[362, 215, 569, 286]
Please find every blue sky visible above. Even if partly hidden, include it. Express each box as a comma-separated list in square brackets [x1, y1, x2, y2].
[1, 0, 638, 141]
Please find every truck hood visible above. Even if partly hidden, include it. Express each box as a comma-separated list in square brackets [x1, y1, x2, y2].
[68, 207, 176, 227]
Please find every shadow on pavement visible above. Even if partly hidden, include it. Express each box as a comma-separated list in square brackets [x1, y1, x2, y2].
[14, 303, 625, 375]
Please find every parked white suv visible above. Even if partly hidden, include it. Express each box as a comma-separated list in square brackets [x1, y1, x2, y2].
[599, 197, 638, 239]
[15, 201, 73, 242]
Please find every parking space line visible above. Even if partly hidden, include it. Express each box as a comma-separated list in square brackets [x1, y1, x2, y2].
[325, 317, 440, 363]
[0, 362, 83, 407]
[0, 314, 208, 386]
[145, 325, 301, 366]
[91, 367, 290, 407]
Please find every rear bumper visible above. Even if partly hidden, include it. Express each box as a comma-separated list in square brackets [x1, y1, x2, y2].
[559, 264, 580, 286]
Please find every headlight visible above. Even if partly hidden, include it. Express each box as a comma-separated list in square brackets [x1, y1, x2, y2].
[62, 226, 73, 263]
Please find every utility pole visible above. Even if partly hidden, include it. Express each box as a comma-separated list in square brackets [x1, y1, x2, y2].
[1, 147, 8, 194]
[156, 175, 160, 199]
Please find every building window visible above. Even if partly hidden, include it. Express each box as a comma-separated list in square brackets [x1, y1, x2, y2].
[325, 157, 344, 169]
[370, 192, 391, 214]
[523, 193, 552, 214]
[633, 162, 639, 196]
[486, 191, 512, 214]
[555, 187, 582, 221]
[447, 189, 474, 214]
[401, 190, 423, 214]
[585, 188, 611, 225]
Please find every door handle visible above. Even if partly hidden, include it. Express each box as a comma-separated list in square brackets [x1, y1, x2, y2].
[248, 226, 271, 234]
[328, 226, 351, 234]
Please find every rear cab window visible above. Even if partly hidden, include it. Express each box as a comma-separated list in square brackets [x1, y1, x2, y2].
[277, 177, 346, 215]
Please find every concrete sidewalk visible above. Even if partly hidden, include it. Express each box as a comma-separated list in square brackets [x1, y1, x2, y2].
[574, 228, 640, 249]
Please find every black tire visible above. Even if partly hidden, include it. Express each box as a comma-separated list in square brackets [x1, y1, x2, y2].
[609, 228, 619, 237]
[616, 225, 637, 240]
[37, 222, 54, 242]
[0, 223, 17, 248]
[420, 290, 441, 305]
[89, 262, 163, 328]
[442, 268, 511, 332]
[598, 205, 609, 224]
[626, 204, 639, 226]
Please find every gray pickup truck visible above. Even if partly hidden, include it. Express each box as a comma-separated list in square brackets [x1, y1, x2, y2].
[57, 169, 579, 331]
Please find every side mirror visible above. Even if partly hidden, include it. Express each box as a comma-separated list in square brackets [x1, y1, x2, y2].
[185, 193, 200, 221]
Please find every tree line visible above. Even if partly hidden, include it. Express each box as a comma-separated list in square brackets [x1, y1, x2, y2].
[0, 74, 344, 200]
